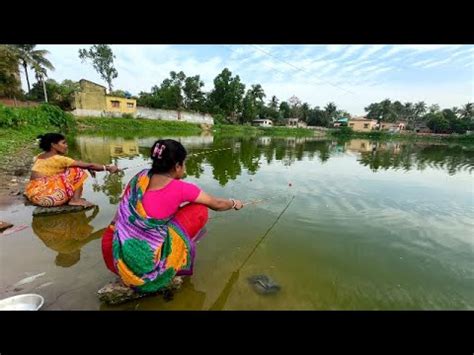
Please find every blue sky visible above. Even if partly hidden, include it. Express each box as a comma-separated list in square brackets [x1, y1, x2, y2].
[23, 45, 473, 115]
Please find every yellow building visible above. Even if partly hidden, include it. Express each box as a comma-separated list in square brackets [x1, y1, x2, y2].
[105, 96, 136, 114]
[73, 79, 136, 116]
[109, 139, 139, 157]
[348, 118, 377, 132]
[345, 139, 374, 152]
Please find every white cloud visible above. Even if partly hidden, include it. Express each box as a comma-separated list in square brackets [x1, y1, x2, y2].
[19, 45, 473, 117]
[337, 45, 364, 60]
[422, 58, 452, 69]
[326, 45, 346, 53]
[355, 45, 386, 61]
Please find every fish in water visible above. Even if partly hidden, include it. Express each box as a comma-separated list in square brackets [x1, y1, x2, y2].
[247, 275, 281, 295]
[13, 272, 46, 287]
[36, 282, 54, 290]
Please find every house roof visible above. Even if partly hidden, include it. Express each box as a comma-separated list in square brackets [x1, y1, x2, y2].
[79, 79, 106, 89]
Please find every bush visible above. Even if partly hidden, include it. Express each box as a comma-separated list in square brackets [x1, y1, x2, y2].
[0, 103, 75, 131]
[212, 113, 228, 124]
[336, 126, 354, 135]
[122, 113, 134, 119]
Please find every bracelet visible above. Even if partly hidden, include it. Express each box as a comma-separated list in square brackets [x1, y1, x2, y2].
[229, 198, 237, 209]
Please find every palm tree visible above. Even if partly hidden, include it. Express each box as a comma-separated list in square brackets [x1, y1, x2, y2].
[32, 63, 48, 102]
[404, 102, 414, 122]
[269, 95, 279, 110]
[459, 103, 473, 120]
[324, 102, 337, 121]
[250, 84, 266, 101]
[12, 44, 54, 93]
[414, 101, 427, 120]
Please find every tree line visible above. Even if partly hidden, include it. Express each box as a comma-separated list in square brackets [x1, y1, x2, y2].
[1, 44, 472, 133]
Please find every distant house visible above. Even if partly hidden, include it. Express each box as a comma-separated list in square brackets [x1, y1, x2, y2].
[73, 79, 137, 117]
[348, 117, 378, 132]
[413, 122, 432, 133]
[286, 118, 307, 128]
[333, 117, 349, 127]
[380, 122, 406, 132]
[252, 119, 273, 127]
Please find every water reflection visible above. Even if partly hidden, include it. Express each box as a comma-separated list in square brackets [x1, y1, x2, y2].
[358, 141, 474, 175]
[92, 171, 126, 204]
[74, 136, 473, 189]
[32, 207, 104, 267]
[76, 136, 141, 164]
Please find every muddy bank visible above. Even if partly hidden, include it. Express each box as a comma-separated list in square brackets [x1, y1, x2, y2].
[0, 144, 35, 208]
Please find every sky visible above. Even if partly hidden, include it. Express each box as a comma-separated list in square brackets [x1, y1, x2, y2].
[21, 45, 474, 116]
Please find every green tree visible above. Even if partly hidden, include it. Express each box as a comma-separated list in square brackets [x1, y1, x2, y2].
[414, 101, 427, 120]
[183, 75, 206, 112]
[279, 101, 291, 119]
[459, 103, 473, 120]
[392, 100, 405, 120]
[324, 102, 338, 122]
[28, 79, 79, 110]
[365, 99, 397, 122]
[241, 84, 266, 123]
[31, 63, 48, 102]
[301, 103, 310, 123]
[308, 106, 330, 127]
[428, 104, 440, 113]
[159, 71, 186, 110]
[242, 90, 258, 123]
[0, 45, 23, 98]
[269, 95, 279, 110]
[11, 44, 54, 93]
[79, 45, 118, 92]
[208, 68, 245, 122]
[426, 112, 450, 133]
[403, 102, 416, 122]
[289, 95, 302, 118]
[262, 95, 281, 121]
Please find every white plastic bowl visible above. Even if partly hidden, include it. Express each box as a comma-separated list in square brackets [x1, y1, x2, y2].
[0, 294, 44, 311]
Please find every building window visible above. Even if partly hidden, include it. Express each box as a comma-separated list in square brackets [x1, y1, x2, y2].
[364, 123, 369, 128]
[349, 123, 354, 127]
[127, 102, 134, 109]
[111, 100, 120, 108]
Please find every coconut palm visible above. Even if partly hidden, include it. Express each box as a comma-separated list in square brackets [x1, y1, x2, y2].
[12, 44, 54, 93]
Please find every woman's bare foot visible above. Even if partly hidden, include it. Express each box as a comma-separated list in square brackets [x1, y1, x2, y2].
[68, 199, 94, 207]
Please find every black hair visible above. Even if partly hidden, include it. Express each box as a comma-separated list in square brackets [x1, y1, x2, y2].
[37, 133, 66, 152]
[150, 139, 187, 174]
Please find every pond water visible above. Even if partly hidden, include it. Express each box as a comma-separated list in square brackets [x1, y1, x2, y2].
[1, 134, 473, 310]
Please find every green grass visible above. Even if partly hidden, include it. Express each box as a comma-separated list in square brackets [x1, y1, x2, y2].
[76, 116, 202, 136]
[213, 124, 315, 137]
[0, 104, 76, 163]
[0, 127, 44, 158]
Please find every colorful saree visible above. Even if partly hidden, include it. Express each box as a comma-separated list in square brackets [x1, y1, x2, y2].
[25, 167, 88, 207]
[104, 169, 196, 293]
